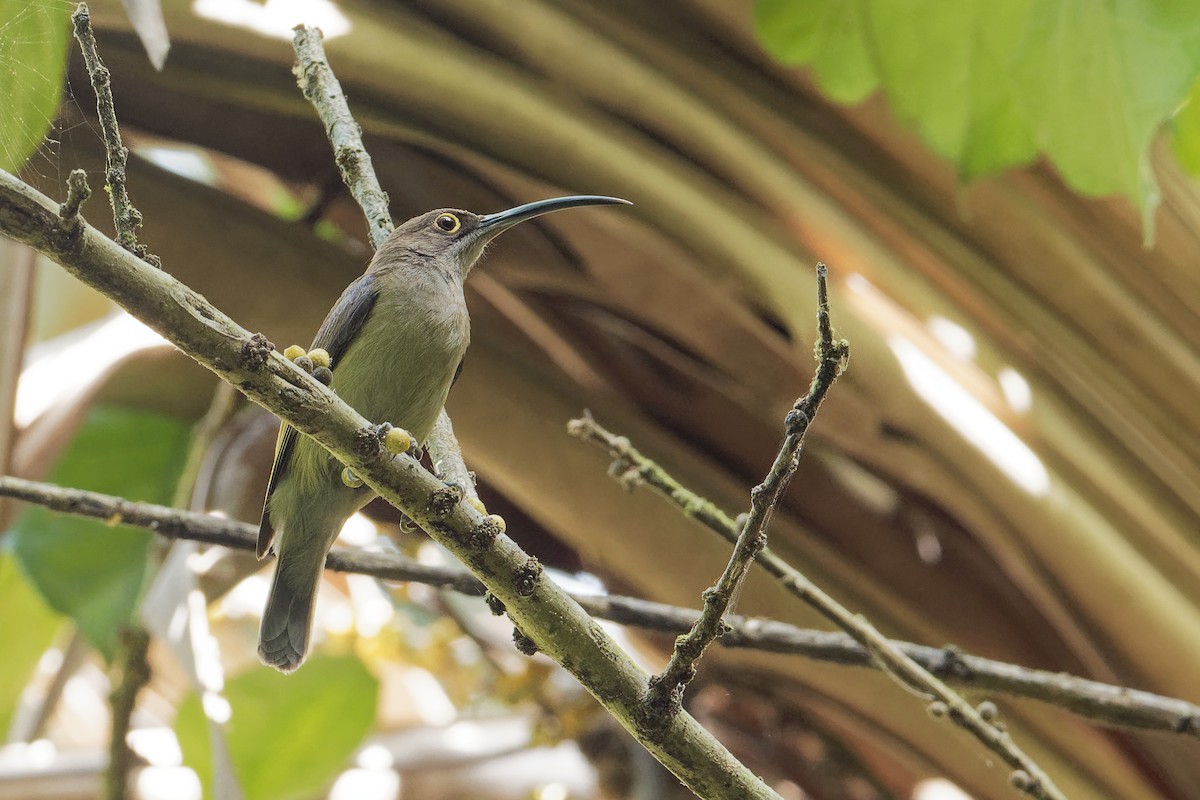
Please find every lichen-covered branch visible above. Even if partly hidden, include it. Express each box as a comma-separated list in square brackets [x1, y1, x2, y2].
[0, 167, 780, 800]
[290, 25, 392, 250]
[70, 3, 157, 266]
[645, 264, 848, 719]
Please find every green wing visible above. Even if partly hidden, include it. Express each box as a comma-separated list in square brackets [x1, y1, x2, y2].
[256, 273, 380, 558]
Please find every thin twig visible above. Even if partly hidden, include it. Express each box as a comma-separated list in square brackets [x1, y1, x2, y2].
[2, 474, 1197, 739]
[57, 169, 91, 223]
[569, 280, 1067, 800]
[289, 25, 477, 501]
[290, 25, 392, 250]
[70, 3, 157, 267]
[103, 626, 150, 800]
[645, 264, 848, 719]
[570, 417, 814, 601]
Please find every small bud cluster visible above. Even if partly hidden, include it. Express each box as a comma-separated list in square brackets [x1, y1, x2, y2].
[514, 557, 543, 597]
[283, 345, 333, 384]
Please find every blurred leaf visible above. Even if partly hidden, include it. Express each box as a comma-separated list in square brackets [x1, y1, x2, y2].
[0, 554, 63, 733]
[0, 0, 72, 172]
[754, 0, 1200, 208]
[10, 407, 190, 660]
[751, 1, 877, 104]
[1170, 75, 1200, 173]
[119, 0, 169, 70]
[175, 657, 378, 800]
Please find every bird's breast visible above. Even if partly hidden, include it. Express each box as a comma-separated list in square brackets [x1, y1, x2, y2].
[331, 287, 469, 444]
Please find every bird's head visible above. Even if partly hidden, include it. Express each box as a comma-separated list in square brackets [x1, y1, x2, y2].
[380, 195, 631, 282]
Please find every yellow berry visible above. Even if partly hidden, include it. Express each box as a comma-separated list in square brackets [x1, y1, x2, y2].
[485, 513, 506, 533]
[308, 348, 331, 368]
[467, 496, 487, 515]
[384, 427, 413, 455]
[341, 466, 365, 488]
[283, 344, 307, 361]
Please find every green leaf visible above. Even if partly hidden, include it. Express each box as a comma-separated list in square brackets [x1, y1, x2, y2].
[0, 0, 72, 172]
[1170, 75, 1200, 173]
[754, 0, 1200, 210]
[175, 657, 378, 800]
[753, 0, 878, 104]
[9, 407, 190, 660]
[0, 554, 63, 734]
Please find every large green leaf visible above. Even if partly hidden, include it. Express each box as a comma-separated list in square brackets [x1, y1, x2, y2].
[9, 407, 190, 660]
[755, 0, 1200, 209]
[0, 0, 72, 172]
[0, 554, 63, 734]
[174, 657, 378, 800]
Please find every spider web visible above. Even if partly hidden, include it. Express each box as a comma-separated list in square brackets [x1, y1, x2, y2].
[0, 0, 95, 189]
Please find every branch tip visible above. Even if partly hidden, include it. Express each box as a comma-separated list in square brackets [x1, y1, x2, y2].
[650, 264, 848, 705]
[58, 169, 92, 221]
[71, 0, 158, 266]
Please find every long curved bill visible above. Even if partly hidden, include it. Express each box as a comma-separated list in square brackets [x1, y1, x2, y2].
[477, 195, 631, 237]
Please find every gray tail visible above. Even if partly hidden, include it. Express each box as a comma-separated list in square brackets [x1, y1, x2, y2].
[258, 559, 321, 673]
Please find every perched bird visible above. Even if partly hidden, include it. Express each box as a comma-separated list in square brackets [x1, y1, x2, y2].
[257, 195, 629, 672]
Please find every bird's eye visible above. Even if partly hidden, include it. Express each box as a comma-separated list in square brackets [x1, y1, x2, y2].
[433, 213, 461, 234]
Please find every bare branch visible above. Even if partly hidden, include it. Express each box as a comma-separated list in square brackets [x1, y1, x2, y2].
[103, 627, 149, 800]
[290, 25, 392, 251]
[569, 272, 1068, 800]
[70, 3, 157, 267]
[646, 264, 847, 719]
[2, 475, 1197, 740]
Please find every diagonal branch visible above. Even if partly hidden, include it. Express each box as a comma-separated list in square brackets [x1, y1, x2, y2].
[572, 420, 1068, 796]
[0, 166, 781, 800]
[290, 25, 392, 251]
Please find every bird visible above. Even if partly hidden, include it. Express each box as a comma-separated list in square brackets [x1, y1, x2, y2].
[256, 195, 630, 673]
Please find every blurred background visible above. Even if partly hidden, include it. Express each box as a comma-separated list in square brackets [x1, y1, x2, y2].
[3, 1, 1200, 798]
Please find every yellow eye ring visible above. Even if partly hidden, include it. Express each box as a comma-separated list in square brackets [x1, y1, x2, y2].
[433, 213, 461, 234]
